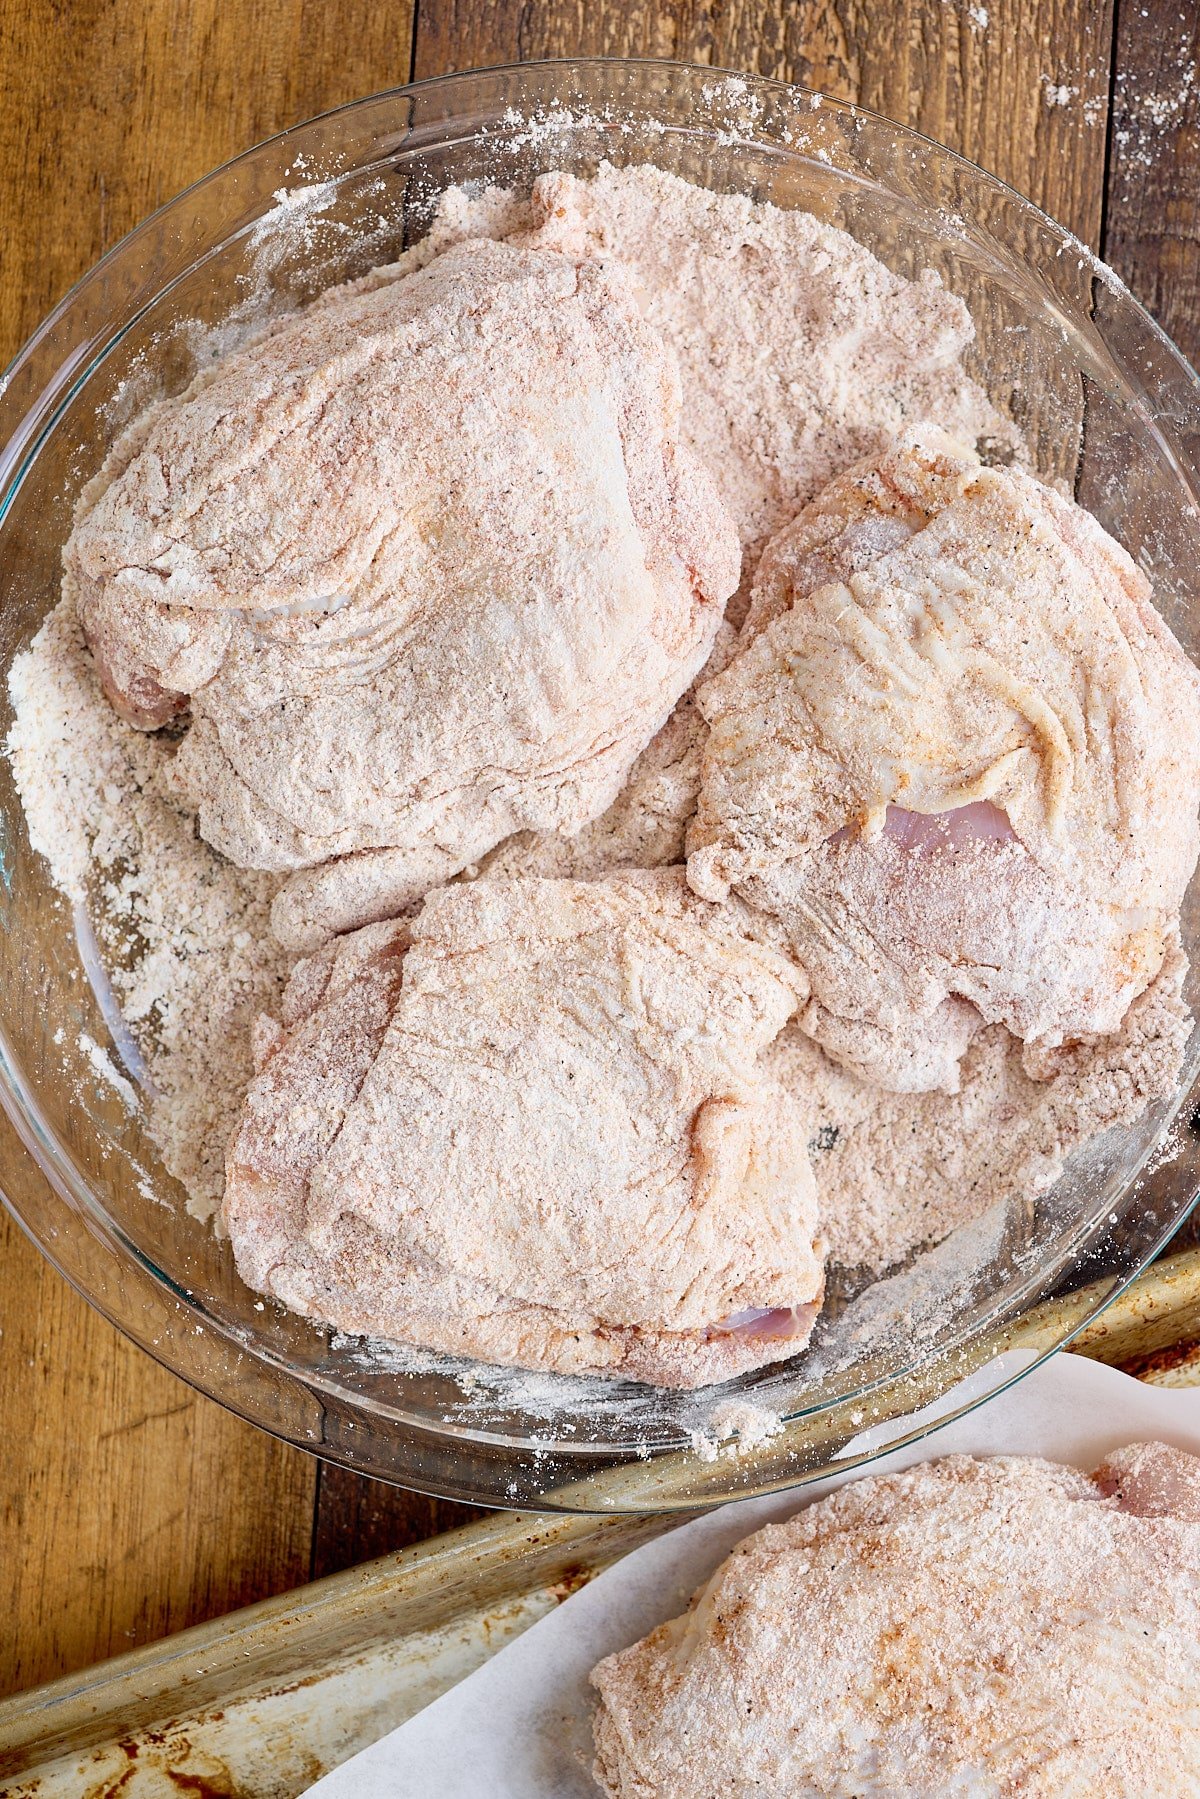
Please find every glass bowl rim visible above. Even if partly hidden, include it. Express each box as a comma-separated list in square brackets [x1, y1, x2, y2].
[1, 55, 1199, 1508]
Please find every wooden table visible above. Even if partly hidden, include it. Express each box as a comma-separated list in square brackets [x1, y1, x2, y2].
[0, 0, 1197, 1706]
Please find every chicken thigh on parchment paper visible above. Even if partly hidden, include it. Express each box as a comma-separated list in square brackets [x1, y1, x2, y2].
[592, 1443, 1200, 1798]
[223, 869, 826, 1388]
[68, 235, 739, 954]
[688, 425, 1200, 1092]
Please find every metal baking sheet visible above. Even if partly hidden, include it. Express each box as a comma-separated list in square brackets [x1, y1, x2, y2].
[4, 1245, 1200, 1799]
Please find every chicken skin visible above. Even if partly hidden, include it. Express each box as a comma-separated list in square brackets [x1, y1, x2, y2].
[223, 870, 825, 1387]
[768, 935, 1191, 1273]
[592, 1445, 1200, 1797]
[69, 236, 739, 953]
[475, 621, 739, 883]
[688, 428, 1200, 1090]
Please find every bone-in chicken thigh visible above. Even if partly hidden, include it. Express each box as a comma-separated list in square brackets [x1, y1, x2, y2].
[223, 870, 825, 1387]
[688, 429, 1200, 1090]
[592, 1445, 1200, 1797]
[70, 237, 739, 953]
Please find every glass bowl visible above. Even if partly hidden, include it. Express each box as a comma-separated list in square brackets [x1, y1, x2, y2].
[2, 58, 1199, 1512]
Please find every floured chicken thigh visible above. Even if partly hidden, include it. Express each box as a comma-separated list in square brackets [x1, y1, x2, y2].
[223, 870, 825, 1387]
[423, 162, 1014, 568]
[474, 427, 982, 889]
[771, 937, 1191, 1274]
[737, 420, 981, 643]
[475, 621, 739, 882]
[689, 428, 1200, 1090]
[592, 1445, 1200, 1797]
[69, 236, 739, 953]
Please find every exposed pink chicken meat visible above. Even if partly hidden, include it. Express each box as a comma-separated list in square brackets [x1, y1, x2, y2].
[858, 797, 1017, 852]
[688, 427, 1200, 1090]
[592, 1445, 1200, 1797]
[223, 870, 825, 1388]
[68, 236, 739, 953]
[709, 1305, 813, 1341]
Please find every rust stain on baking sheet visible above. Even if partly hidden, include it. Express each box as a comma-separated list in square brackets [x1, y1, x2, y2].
[549, 1562, 595, 1603]
[77, 1742, 245, 1799]
[81, 1764, 137, 1798]
[1121, 1337, 1200, 1382]
[81, 1771, 136, 1797]
[163, 1773, 239, 1797]
[251, 1666, 332, 1702]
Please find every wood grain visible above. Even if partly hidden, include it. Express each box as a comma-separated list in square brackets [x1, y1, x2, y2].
[311, 1468, 484, 1582]
[1104, 0, 1200, 361]
[8, 0, 1187, 1707]
[0, 0, 417, 359]
[413, 0, 1115, 244]
[0, 0, 418, 1700]
[0, 1127, 316, 1698]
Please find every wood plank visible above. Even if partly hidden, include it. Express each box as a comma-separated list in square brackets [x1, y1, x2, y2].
[1102, 2, 1200, 1257]
[310, 1468, 484, 1582]
[413, 0, 1114, 244]
[1104, 2, 1200, 363]
[0, 1136, 316, 1699]
[0, 0, 418, 357]
[0, 0, 420, 1698]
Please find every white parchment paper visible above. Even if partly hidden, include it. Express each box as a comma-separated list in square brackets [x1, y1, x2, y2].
[303, 1355, 1200, 1798]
